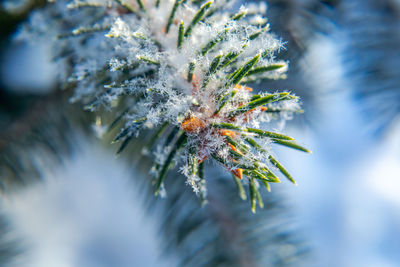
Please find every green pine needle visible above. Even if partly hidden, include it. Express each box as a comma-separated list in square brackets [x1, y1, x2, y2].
[231, 10, 247, 21]
[244, 137, 266, 153]
[200, 29, 229, 56]
[113, 0, 136, 13]
[272, 139, 312, 153]
[177, 21, 185, 49]
[112, 117, 147, 143]
[224, 136, 250, 153]
[166, 0, 184, 33]
[116, 135, 133, 155]
[198, 162, 207, 205]
[248, 26, 268, 40]
[210, 122, 243, 131]
[269, 155, 297, 185]
[187, 61, 196, 82]
[137, 55, 160, 65]
[211, 153, 256, 170]
[246, 64, 286, 76]
[226, 53, 261, 87]
[108, 108, 129, 131]
[229, 92, 296, 117]
[233, 175, 247, 200]
[155, 132, 188, 195]
[214, 89, 237, 115]
[184, 1, 213, 38]
[219, 48, 244, 69]
[202, 54, 222, 88]
[136, 0, 146, 11]
[57, 25, 110, 39]
[144, 122, 169, 151]
[245, 127, 294, 140]
[262, 180, 271, 192]
[249, 178, 257, 213]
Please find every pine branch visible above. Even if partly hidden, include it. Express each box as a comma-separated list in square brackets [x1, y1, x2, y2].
[17, 0, 311, 210]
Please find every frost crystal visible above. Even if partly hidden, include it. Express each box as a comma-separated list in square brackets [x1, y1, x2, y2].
[20, 0, 310, 211]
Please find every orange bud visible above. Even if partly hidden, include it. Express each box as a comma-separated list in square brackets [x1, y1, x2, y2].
[220, 130, 239, 138]
[181, 116, 206, 133]
[228, 143, 237, 151]
[197, 155, 208, 164]
[191, 74, 200, 93]
[242, 106, 267, 122]
[235, 84, 253, 92]
[231, 168, 243, 179]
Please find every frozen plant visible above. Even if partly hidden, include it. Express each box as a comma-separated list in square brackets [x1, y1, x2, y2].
[19, 0, 310, 212]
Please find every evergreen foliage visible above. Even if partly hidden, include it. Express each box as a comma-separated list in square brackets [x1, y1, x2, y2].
[15, 0, 310, 209]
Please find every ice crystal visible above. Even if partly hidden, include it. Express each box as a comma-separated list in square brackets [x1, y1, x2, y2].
[20, 0, 310, 211]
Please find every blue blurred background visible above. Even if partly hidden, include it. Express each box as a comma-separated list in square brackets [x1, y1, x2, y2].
[0, 0, 399, 266]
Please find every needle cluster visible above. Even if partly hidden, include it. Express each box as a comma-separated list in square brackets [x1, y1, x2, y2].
[19, 0, 310, 211]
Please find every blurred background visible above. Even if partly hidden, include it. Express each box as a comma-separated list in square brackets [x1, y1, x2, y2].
[0, 0, 399, 266]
